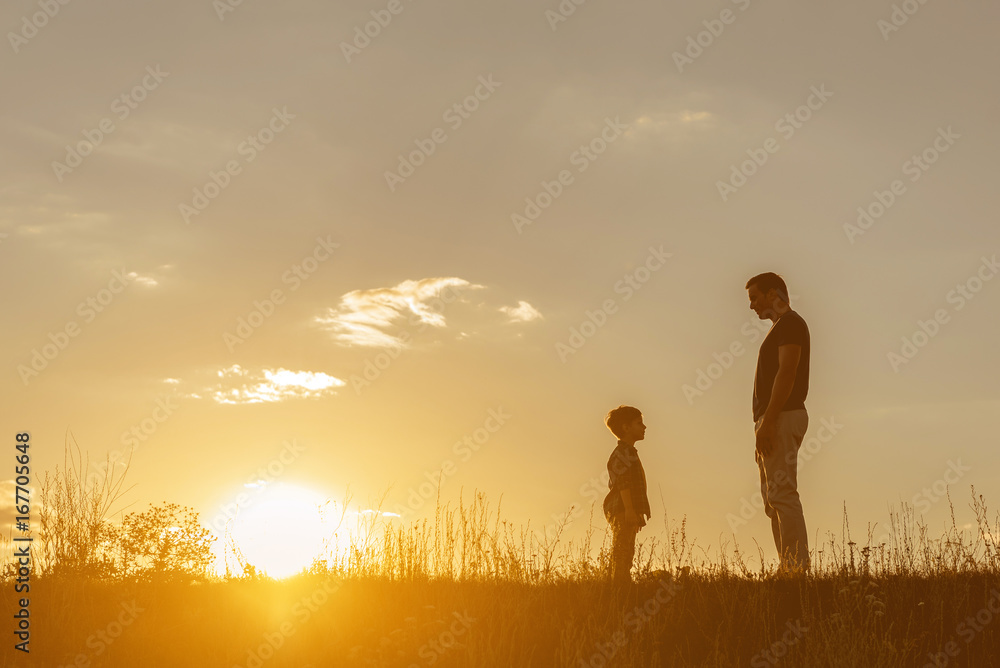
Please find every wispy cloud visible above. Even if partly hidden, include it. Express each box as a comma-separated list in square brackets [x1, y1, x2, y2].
[127, 270, 160, 287]
[315, 277, 543, 348]
[197, 365, 345, 405]
[500, 300, 543, 323]
[315, 277, 483, 347]
[625, 109, 715, 140]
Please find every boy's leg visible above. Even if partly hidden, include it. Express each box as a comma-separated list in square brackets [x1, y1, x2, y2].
[611, 518, 638, 583]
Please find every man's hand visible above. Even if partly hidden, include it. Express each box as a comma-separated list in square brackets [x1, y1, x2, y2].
[755, 417, 777, 457]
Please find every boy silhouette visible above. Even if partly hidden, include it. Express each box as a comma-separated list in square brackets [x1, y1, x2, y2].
[602, 405, 650, 584]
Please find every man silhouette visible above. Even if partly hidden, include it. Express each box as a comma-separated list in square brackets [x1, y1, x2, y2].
[746, 272, 810, 572]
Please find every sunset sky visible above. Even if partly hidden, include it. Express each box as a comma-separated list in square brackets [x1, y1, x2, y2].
[3, 0, 999, 575]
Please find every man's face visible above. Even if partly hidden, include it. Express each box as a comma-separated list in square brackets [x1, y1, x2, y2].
[747, 284, 774, 320]
[623, 417, 646, 442]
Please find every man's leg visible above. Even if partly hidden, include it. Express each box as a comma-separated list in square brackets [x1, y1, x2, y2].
[755, 448, 782, 556]
[757, 410, 810, 571]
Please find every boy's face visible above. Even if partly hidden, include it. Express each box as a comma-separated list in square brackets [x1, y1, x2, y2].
[621, 416, 646, 442]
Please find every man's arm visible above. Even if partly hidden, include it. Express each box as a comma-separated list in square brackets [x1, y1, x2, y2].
[756, 343, 801, 455]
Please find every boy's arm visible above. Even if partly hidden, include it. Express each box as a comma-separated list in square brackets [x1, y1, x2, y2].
[619, 489, 639, 525]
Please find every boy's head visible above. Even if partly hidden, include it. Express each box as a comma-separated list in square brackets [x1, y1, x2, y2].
[605, 405, 645, 442]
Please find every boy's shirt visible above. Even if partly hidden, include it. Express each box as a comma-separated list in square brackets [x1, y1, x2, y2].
[602, 440, 651, 522]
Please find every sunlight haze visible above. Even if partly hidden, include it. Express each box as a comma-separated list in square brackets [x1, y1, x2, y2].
[3, 0, 999, 576]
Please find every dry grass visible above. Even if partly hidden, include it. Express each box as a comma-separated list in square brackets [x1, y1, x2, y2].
[3, 447, 1000, 667]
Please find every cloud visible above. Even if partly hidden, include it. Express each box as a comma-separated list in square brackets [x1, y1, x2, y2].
[315, 277, 482, 347]
[624, 109, 716, 141]
[127, 270, 160, 287]
[500, 300, 543, 323]
[198, 365, 346, 405]
[315, 277, 543, 348]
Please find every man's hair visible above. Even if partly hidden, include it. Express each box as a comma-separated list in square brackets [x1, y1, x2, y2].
[745, 272, 790, 304]
[605, 405, 642, 439]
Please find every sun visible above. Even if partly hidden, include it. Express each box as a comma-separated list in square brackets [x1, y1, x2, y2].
[228, 482, 336, 579]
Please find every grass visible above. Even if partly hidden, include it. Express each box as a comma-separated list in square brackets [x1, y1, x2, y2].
[3, 446, 1000, 667]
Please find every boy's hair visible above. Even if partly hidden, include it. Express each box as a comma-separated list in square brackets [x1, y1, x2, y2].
[605, 405, 642, 439]
[745, 272, 790, 304]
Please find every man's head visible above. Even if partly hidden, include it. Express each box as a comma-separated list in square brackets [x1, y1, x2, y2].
[746, 272, 791, 322]
[605, 405, 646, 443]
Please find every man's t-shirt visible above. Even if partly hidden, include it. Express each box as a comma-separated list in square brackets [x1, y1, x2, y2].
[603, 441, 651, 522]
[752, 310, 810, 422]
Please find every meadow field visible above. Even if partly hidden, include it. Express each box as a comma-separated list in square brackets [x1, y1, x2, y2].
[4, 453, 1000, 668]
